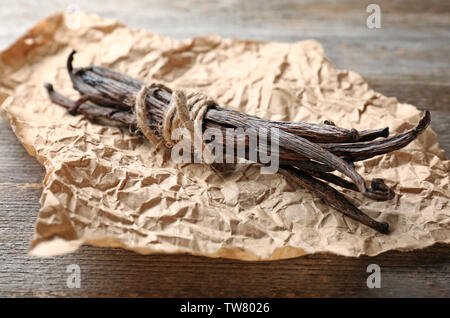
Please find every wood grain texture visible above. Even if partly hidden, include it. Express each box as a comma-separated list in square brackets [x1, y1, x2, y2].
[0, 0, 449, 298]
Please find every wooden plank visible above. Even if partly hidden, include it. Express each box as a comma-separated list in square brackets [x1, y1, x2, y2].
[1, 1, 449, 82]
[1, 244, 449, 297]
[367, 78, 450, 112]
[0, 0, 448, 298]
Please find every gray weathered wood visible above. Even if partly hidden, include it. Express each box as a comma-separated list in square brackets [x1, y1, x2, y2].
[0, 0, 448, 298]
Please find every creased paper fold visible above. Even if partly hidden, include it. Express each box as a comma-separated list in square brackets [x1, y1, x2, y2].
[0, 12, 448, 260]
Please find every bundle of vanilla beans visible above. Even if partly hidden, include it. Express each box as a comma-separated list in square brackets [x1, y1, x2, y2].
[44, 51, 431, 234]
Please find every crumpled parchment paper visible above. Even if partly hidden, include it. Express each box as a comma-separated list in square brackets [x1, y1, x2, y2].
[0, 12, 448, 260]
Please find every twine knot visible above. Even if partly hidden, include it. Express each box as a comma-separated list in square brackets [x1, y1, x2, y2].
[135, 83, 216, 160]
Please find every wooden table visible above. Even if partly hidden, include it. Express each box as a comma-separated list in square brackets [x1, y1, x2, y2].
[0, 0, 448, 297]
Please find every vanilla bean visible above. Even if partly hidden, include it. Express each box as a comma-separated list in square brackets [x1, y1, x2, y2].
[70, 51, 389, 144]
[318, 111, 431, 162]
[279, 167, 389, 233]
[43, 51, 431, 234]
[44, 83, 137, 126]
[295, 167, 359, 192]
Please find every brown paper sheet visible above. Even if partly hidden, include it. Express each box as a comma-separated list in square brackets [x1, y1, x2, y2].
[0, 12, 448, 260]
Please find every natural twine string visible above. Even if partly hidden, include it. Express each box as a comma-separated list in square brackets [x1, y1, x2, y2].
[135, 83, 216, 161]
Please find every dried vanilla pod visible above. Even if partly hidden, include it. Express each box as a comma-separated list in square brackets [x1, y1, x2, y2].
[44, 51, 431, 234]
